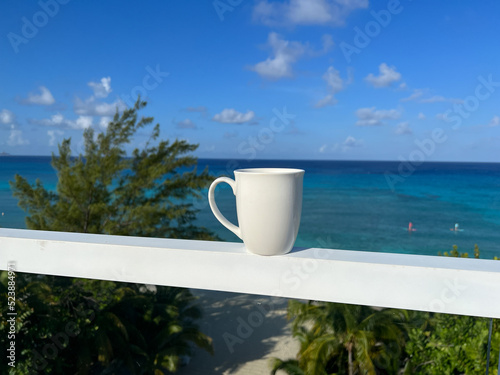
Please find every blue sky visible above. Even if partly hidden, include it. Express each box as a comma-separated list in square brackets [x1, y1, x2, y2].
[1, 0, 499, 161]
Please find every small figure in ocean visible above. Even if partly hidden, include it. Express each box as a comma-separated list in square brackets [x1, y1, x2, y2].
[450, 223, 463, 232]
[408, 222, 416, 232]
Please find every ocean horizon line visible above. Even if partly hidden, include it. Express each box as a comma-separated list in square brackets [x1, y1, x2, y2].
[2, 154, 500, 165]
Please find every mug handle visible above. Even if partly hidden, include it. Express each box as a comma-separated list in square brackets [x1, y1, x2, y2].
[208, 177, 242, 239]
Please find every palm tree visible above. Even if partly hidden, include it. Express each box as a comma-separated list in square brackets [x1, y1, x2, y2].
[271, 300, 404, 375]
[101, 284, 214, 374]
[0, 273, 213, 374]
[269, 358, 305, 375]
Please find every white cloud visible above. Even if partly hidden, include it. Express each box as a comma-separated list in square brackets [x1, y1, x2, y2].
[401, 89, 424, 102]
[175, 118, 197, 129]
[88, 77, 112, 98]
[355, 107, 401, 126]
[8, 129, 29, 146]
[420, 95, 446, 103]
[320, 136, 363, 153]
[32, 113, 93, 130]
[343, 135, 363, 149]
[315, 95, 335, 108]
[395, 121, 412, 135]
[402, 89, 462, 104]
[74, 116, 93, 129]
[22, 86, 55, 105]
[251, 32, 333, 80]
[74, 96, 126, 116]
[251, 32, 307, 80]
[0, 109, 15, 125]
[418, 112, 426, 120]
[253, 0, 368, 27]
[47, 113, 65, 126]
[185, 106, 207, 113]
[315, 66, 345, 108]
[365, 63, 402, 88]
[75, 79, 124, 117]
[420, 95, 462, 104]
[213, 109, 255, 124]
[48, 130, 64, 146]
[99, 116, 112, 130]
[488, 116, 500, 127]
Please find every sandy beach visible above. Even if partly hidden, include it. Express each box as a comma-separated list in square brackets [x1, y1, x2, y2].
[177, 289, 300, 375]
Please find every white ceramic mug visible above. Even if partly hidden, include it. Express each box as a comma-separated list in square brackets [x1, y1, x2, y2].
[208, 168, 304, 256]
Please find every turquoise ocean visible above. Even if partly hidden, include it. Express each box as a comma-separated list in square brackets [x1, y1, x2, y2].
[1, 156, 500, 259]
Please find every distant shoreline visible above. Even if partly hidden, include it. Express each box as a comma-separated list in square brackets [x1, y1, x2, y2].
[1, 154, 500, 164]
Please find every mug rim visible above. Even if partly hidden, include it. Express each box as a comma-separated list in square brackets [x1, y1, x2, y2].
[234, 168, 304, 175]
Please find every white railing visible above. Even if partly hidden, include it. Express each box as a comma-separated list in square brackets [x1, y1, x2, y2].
[1, 228, 500, 318]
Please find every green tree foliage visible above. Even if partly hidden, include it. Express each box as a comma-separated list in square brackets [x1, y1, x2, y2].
[10, 98, 215, 239]
[438, 244, 480, 259]
[405, 314, 499, 374]
[1, 99, 216, 374]
[0, 274, 214, 374]
[271, 244, 500, 375]
[269, 358, 304, 375]
[404, 245, 499, 374]
[271, 301, 405, 375]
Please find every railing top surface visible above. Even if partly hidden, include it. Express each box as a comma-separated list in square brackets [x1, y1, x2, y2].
[1, 228, 497, 271]
[1, 228, 500, 318]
